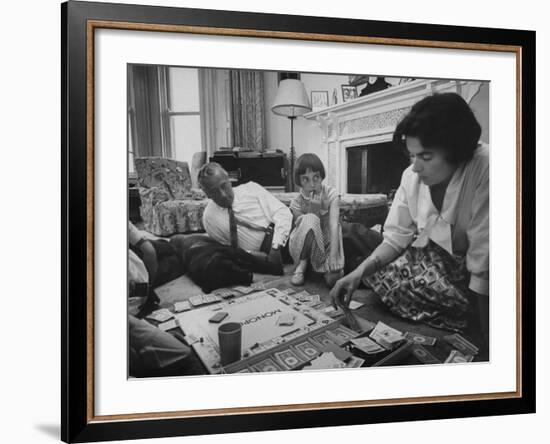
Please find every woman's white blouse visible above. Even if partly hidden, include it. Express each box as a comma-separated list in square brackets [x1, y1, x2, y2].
[383, 144, 489, 295]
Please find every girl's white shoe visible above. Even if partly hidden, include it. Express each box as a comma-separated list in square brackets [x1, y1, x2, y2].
[290, 270, 305, 286]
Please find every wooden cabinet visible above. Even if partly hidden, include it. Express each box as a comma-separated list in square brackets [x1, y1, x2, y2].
[210, 152, 288, 190]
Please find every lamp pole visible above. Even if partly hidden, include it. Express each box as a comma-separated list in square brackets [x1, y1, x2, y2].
[289, 115, 296, 191]
[270, 78, 311, 192]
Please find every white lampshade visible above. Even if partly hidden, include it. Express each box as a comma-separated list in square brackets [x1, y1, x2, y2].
[271, 79, 311, 117]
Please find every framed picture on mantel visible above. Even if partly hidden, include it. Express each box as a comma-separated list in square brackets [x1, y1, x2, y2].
[311, 90, 329, 110]
[341, 84, 358, 101]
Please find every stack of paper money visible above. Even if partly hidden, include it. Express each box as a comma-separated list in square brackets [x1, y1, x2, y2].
[189, 294, 222, 307]
[173, 300, 192, 312]
[369, 321, 405, 349]
[350, 336, 386, 354]
[346, 356, 366, 368]
[443, 333, 479, 356]
[305, 352, 346, 370]
[146, 308, 174, 322]
[404, 332, 437, 346]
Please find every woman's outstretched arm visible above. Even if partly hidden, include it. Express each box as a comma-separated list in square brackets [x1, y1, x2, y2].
[330, 241, 400, 308]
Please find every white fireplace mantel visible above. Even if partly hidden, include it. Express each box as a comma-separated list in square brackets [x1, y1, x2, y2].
[303, 79, 481, 193]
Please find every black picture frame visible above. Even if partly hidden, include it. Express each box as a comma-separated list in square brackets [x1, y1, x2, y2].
[62, 1, 536, 442]
[341, 84, 358, 102]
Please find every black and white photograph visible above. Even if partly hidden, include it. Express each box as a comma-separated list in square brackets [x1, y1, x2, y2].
[341, 84, 358, 102]
[57, 0, 537, 441]
[127, 64, 490, 378]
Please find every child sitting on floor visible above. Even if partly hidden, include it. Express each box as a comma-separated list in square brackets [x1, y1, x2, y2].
[288, 153, 344, 287]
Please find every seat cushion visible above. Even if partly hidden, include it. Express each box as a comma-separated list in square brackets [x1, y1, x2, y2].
[140, 198, 208, 236]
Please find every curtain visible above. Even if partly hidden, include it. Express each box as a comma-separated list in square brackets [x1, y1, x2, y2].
[128, 65, 164, 158]
[229, 70, 266, 151]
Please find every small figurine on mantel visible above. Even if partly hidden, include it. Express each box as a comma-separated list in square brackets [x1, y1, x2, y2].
[331, 88, 338, 106]
[359, 76, 391, 96]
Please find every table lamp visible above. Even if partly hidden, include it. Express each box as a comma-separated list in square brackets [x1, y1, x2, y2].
[271, 78, 312, 190]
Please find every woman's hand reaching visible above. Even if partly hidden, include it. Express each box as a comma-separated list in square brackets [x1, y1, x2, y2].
[329, 269, 363, 308]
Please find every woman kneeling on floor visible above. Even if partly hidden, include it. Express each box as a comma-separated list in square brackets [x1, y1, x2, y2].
[330, 92, 489, 338]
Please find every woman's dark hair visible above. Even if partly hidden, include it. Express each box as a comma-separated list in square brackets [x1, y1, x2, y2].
[393, 92, 482, 164]
[294, 153, 326, 185]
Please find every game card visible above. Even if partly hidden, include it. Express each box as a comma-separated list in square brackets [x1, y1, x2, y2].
[274, 348, 303, 369]
[411, 344, 441, 364]
[312, 332, 336, 347]
[404, 332, 437, 346]
[173, 300, 192, 312]
[319, 343, 353, 361]
[325, 330, 347, 346]
[346, 356, 366, 368]
[303, 295, 322, 306]
[295, 341, 321, 360]
[333, 325, 358, 340]
[157, 319, 178, 331]
[233, 286, 255, 295]
[293, 290, 311, 301]
[213, 289, 237, 299]
[252, 358, 282, 372]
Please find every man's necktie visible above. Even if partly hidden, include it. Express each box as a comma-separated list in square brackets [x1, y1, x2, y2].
[228, 206, 238, 248]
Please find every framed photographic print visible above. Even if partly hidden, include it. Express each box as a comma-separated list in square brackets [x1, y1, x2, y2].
[62, 1, 535, 442]
[341, 84, 358, 102]
[311, 90, 329, 110]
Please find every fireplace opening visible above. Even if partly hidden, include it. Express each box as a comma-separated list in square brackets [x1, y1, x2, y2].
[347, 142, 409, 195]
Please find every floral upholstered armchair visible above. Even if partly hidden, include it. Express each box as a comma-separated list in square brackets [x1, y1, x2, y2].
[134, 157, 208, 236]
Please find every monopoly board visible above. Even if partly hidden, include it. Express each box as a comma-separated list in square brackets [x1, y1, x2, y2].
[176, 288, 339, 374]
